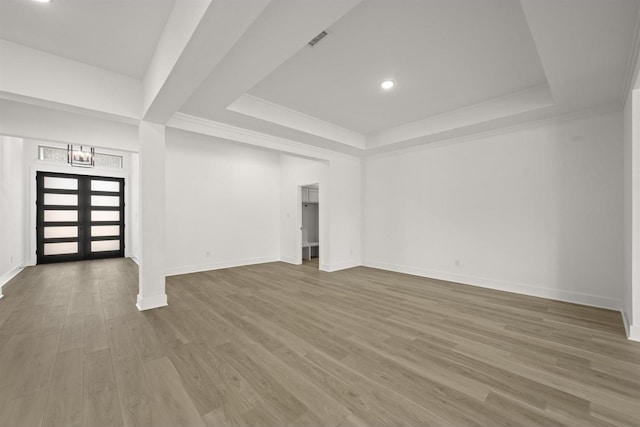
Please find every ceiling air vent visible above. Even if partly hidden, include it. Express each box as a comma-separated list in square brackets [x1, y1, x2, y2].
[308, 31, 328, 47]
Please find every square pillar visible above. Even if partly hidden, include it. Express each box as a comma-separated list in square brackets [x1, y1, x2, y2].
[629, 90, 640, 340]
[137, 121, 167, 310]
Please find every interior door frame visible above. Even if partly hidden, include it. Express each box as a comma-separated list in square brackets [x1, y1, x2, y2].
[297, 183, 320, 266]
[36, 171, 125, 264]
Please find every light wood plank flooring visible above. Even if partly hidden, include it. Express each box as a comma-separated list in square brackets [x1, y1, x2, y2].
[0, 258, 639, 427]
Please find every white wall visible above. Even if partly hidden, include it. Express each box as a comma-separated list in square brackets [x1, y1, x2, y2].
[279, 154, 362, 271]
[0, 99, 138, 152]
[165, 129, 281, 275]
[0, 136, 25, 291]
[364, 111, 624, 310]
[327, 155, 362, 271]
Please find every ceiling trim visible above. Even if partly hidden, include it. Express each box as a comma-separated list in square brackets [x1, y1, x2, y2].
[367, 84, 553, 149]
[0, 91, 140, 126]
[227, 94, 366, 149]
[167, 112, 356, 161]
[365, 102, 622, 159]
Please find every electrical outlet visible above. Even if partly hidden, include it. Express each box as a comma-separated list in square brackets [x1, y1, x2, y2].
[454, 259, 460, 267]
[205, 251, 211, 258]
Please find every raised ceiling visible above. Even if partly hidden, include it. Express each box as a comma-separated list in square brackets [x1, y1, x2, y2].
[0, 0, 174, 78]
[247, 0, 547, 134]
[0, 0, 639, 155]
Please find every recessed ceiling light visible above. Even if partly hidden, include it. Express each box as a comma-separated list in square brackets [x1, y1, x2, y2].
[381, 80, 395, 90]
[33, 0, 51, 3]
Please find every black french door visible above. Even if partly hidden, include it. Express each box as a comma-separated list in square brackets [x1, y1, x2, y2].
[36, 172, 125, 264]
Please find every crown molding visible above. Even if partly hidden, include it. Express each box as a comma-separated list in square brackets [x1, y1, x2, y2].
[367, 84, 554, 149]
[0, 91, 140, 126]
[365, 102, 622, 159]
[167, 112, 357, 161]
[227, 94, 366, 149]
[171, 101, 621, 161]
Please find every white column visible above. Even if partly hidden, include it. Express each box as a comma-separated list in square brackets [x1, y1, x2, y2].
[137, 121, 167, 311]
[631, 90, 640, 340]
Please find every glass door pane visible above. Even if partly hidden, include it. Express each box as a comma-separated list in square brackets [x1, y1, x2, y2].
[91, 210, 120, 222]
[91, 195, 119, 206]
[91, 180, 119, 192]
[44, 210, 78, 222]
[44, 226, 78, 239]
[91, 240, 120, 252]
[44, 193, 78, 206]
[44, 242, 78, 255]
[44, 176, 78, 190]
[91, 225, 120, 237]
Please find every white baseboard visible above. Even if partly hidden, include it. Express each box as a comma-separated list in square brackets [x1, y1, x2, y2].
[363, 260, 622, 311]
[0, 265, 24, 290]
[280, 256, 301, 265]
[165, 256, 280, 277]
[129, 256, 140, 266]
[136, 293, 168, 311]
[622, 309, 630, 337]
[322, 259, 361, 272]
[622, 310, 640, 342]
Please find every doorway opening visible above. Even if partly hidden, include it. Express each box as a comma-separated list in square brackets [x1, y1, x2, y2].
[300, 184, 319, 268]
[36, 171, 125, 264]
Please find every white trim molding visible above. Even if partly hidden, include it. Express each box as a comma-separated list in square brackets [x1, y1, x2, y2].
[165, 256, 280, 277]
[366, 103, 622, 159]
[280, 256, 301, 265]
[367, 84, 553, 149]
[167, 113, 360, 160]
[0, 265, 24, 291]
[622, 310, 640, 342]
[136, 293, 168, 311]
[227, 94, 366, 149]
[323, 259, 362, 272]
[363, 260, 623, 311]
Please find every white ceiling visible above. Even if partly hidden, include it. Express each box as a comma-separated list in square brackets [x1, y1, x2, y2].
[179, 0, 640, 154]
[1, 0, 639, 154]
[0, 0, 174, 78]
[247, 0, 547, 134]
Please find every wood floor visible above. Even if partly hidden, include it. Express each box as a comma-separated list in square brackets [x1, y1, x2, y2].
[0, 258, 639, 427]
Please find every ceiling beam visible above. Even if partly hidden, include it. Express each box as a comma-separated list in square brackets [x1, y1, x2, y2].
[181, 0, 363, 118]
[227, 94, 366, 149]
[142, 0, 271, 123]
[0, 40, 140, 123]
